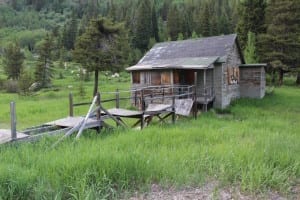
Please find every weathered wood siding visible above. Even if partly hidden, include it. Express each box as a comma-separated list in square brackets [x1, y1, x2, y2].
[239, 67, 266, 98]
[214, 43, 242, 109]
[213, 63, 223, 108]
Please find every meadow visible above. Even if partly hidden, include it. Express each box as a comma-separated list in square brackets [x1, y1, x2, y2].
[0, 73, 299, 199]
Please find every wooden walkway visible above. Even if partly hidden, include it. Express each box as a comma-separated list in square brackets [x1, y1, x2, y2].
[0, 129, 28, 144]
[45, 116, 102, 129]
[1, 85, 198, 145]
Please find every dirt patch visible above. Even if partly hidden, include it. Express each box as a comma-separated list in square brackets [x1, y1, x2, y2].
[125, 182, 298, 200]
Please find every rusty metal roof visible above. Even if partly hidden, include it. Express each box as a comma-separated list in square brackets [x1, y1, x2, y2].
[127, 34, 239, 71]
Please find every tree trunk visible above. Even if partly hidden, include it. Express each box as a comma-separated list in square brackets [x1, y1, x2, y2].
[271, 69, 276, 85]
[278, 69, 284, 86]
[296, 72, 300, 85]
[93, 70, 99, 97]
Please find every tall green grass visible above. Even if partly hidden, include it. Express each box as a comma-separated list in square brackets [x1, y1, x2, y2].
[0, 86, 299, 199]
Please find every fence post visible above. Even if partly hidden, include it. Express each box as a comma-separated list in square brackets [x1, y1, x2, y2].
[96, 92, 101, 120]
[172, 96, 176, 124]
[69, 93, 74, 117]
[116, 89, 120, 108]
[10, 102, 17, 140]
[134, 90, 137, 107]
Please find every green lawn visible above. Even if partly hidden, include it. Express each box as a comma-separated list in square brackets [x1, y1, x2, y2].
[0, 85, 299, 199]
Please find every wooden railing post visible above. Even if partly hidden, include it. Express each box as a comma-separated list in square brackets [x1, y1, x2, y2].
[96, 92, 101, 120]
[172, 96, 176, 124]
[134, 90, 137, 107]
[69, 93, 74, 117]
[140, 89, 145, 129]
[116, 89, 120, 108]
[10, 102, 17, 140]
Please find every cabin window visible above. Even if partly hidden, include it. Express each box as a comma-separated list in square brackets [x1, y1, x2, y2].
[161, 72, 171, 84]
[227, 67, 239, 85]
[132, 72, 140, 84]
[151, 72, 161, 85]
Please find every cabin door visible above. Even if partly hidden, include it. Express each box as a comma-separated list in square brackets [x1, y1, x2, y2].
[174, 70, 195, 85]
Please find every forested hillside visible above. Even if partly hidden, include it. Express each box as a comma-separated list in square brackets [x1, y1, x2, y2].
[0, 0, 299, 94]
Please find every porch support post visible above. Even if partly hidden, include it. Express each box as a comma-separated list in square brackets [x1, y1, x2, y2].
[193, 71, 198, 119]
[204, 69, 207, 112]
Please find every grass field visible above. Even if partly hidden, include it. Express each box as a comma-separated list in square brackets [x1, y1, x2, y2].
[0, 80, 299, 199]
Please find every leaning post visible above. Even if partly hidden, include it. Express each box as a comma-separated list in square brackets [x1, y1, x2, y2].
[10, 102, 17, 140]
[69, 93, 74, 117]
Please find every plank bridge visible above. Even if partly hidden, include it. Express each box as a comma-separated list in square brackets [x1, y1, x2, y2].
[0, 85, 197, 145]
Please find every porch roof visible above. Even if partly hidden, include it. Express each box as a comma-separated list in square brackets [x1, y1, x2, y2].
[126, 56, 219, 71]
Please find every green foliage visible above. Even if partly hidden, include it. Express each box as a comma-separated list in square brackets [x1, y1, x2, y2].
[244, 31, 258, 64]
[177, 33, 184, 41]
[34, 34, 55, 88]
[73, 17, 127, 95]
[236, 0, 266, 50]
[132, 0, 153, 51]
[3, 41, 25, 80]
[200, 2, 210, 37]
[257, 0, 300, 85]
[167, 5, 182, 41]
[191, 31, 198, 39]
[18, 69, 33, 96]
[62, 12, 78, 50]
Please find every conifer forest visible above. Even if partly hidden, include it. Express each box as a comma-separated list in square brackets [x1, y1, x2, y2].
[0, 0, 299, 91]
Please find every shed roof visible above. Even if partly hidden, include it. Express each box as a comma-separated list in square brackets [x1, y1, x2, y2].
[126, 56, 219, 71]
[127, 34, 242, 71]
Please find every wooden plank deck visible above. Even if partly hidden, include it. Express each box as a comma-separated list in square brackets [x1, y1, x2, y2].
[0, 129, 29, 144]
[107, 108, 143, 118]
[44, 116, 102, 129]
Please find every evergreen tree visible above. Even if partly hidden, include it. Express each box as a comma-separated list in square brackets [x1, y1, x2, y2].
[73, 17, 126, 96]
[200, 2, 211, 37]
[177, 33, 184, 40]
[35, 34, 55, 88]
[236, 0, 266, 49]
[62, 12, 78, 50]
[3, 41, 25, 80]
[257, 0, 300, 85]
[244, 32, 258, 63]
[151, 3, 159, 42]
[132, 0, 152, 51]
[167, 5, 182, 41]
[18, 69, 33, 96]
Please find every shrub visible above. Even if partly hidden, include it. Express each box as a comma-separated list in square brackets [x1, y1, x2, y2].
[4, 80, 19, 93]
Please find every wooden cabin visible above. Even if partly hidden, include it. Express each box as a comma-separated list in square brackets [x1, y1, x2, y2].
[126, 34, 266, 110]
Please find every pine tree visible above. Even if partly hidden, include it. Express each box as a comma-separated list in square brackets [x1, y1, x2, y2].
[132, 0, 152, 51]
[167, 5, 182, 41]
[62, 12, 78, 50]
[177, 33, 184, 41]
[151, 3, 159, 42]
[18, 69, 33, 96]
[73, 17, 126, 96]
[244, 32, 258, 64]
[236, 0, 266, 49]
[35, 34, 55, 88]
[257, 0, 300, 85]
[3, 41, 25, 80]
[201, 2, 211, 37]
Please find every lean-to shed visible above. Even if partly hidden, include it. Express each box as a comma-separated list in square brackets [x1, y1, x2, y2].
[126, 34, 266, 109]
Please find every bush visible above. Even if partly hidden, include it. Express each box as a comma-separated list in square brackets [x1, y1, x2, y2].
[0, 78, 5, 90]
[18, 70, 34, 96]
[4, 80, 19, 93]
